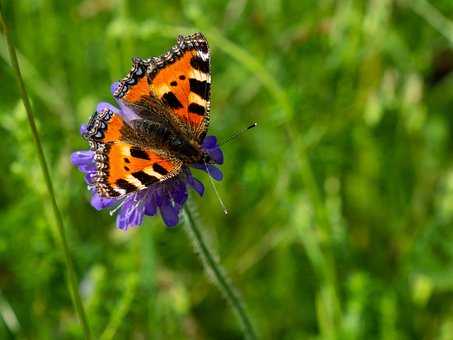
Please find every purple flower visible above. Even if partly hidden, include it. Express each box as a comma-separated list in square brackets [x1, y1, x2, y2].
[71, 86, 224, 230]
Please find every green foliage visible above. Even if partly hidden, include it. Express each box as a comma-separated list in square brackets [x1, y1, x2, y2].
[1, 0, 453, 338]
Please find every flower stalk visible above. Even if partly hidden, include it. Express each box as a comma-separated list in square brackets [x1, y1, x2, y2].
[183, 202, 257, 340]
[0, 6, 91, 339]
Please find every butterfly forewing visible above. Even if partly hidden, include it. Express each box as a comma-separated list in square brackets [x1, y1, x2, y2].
[113, 32, 211, 143]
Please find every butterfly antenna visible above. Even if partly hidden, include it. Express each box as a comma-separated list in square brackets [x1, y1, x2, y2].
[203, 159, 228, 215]
[219, 122, 257, 146]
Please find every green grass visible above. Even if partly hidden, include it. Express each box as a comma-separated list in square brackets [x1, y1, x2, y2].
[1, 0, 453, 339]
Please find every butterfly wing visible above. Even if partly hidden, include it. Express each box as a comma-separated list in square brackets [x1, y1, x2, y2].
[113, 32, 211, 143]
[84, 106, 183, 197]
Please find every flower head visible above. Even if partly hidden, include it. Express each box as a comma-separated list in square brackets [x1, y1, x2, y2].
[72, 86, 223, 230]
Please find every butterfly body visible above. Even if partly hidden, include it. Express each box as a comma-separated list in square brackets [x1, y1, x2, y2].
[121, 119, 209, 164]
[83, 33, 213, 198]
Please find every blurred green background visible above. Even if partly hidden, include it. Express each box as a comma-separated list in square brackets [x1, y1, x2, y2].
[1, 0, 453, 339]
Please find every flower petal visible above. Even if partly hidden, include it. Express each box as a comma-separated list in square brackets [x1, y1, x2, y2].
[80, 124, 88, 135]
[206, 165, 223, 181]
[154, 189, 180, 227]
[130, 208, 144, 228]
[79, 162, 96, 174]
[191, 163, 223, 181]
[116, 194, 145, 230]
[202, 135, 217, 149]
[169, 182, 188, 205]
[207, 147, 224, 164]
[116, 99, 141, 124]
[116, 213, 129, 230]
[144, 195, 157, 216]
[187, 174, 205, 196]
[159, 204, 179, 227]
[71, 150, 94, 166]
[96, 102, 120, 114]
[111, 81, 120, 95]
[91, 193, 116, 211]
[84, 173, 96, 185]
[110, 82, 141, 123]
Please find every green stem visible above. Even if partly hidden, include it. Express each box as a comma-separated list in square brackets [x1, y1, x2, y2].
[183, 203, 257, 340]
[0, 6, 91, 339]
[406, 0, 453, 45]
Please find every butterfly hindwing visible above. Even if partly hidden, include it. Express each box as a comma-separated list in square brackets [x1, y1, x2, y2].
[84, 107, 183, 197]
[113, 32, 211, 143]
[102, 142, 182, 197]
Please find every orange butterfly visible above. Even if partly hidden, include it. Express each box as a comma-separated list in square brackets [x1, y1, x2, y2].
[72, 33, 223, 228]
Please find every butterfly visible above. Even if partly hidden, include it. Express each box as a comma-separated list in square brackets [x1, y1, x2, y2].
[82, 32, 214, 198]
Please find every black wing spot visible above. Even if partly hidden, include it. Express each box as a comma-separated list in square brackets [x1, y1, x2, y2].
[130, 147, 150, 160]
[153, 163, 169, 175]
[108, 189, 121, 197]
[170, 81, 177, 86]
[124, 158, 130, 163]
[189, 79, 210, 101]
[116, 179, 137, 192]
[124, 166, 130, 171]
[132, 171, 159, 186]
[179, 75, 186, 80]
[188, 103, 205, 116]
[163, 92, 183, 109]
[190, 56, 210, 73]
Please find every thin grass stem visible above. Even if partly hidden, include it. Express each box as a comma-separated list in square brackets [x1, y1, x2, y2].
[0, 6, 92, 339]
[183, 202, 257, 340]
[405, 0, 453, 45]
